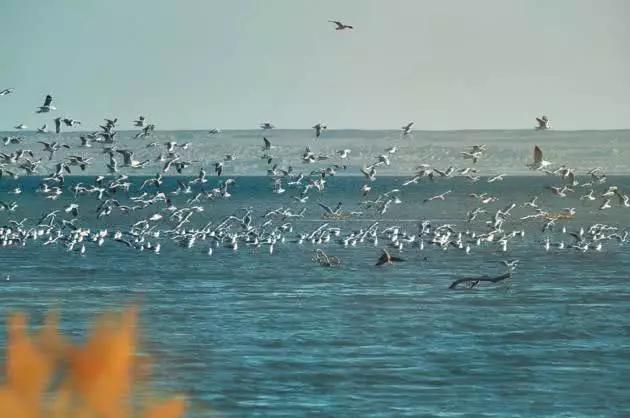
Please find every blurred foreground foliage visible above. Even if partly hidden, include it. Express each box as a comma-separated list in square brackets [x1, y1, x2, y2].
[0, 307, 186, 418]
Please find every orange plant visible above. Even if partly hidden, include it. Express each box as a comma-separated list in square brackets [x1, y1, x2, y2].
[0, 307, 186, 418]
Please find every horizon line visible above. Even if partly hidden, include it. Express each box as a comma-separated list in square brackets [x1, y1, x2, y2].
[2, 128, 630, 133]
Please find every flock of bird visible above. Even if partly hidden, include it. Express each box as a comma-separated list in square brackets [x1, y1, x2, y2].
[1, 84, 627, 289]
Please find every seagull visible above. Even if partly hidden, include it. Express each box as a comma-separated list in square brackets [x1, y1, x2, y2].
[527, 146, 551, 170]
[14, 124, 27, 130]
[64, 203, 80, 217]
[37, 124, 48, 133]
[62, 118, 81, 127]
[461, 151, 482, 163]
[487, 174, 506, 183]
[360, 166, 377, 182]
[501, 259, 520, 271]
[272, 178, 285, 194]
[336, 149, 351, 159]
[580, 190, 596, 201]
[2, 136, 22, 145]
[375, 248, 405, 266]
[116, 150, 135, 167]
[208, 128, 221, 134]
[133, 116, 146, 127]
[0, 88, 15, 96]
[401, 122, 414, 136]
[262, 137, 272, 151]
[535, 115, 551, 130]
[318, 201, 343, 216]
[448, 272, 511, 289]
[402, 175, 421, 186]
[329, 20, 354, 30]
[38, 141, 70, 160]
[313, 123, 327, 138]
[424, 190, 452, 203]
[80, 136, 92, 147]
[523, 196, 539, 208]
[548, 185, 572, 197]
[260, 122, 275, 130]
[106, 155, 118, 174]
[36, 94, 56, 113]
[54, 117, 62, 134]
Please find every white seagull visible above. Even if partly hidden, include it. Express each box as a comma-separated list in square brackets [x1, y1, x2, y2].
[527, 146, 551, 170]
[36, 94, 56, 113]
[313, 123, 327, 138]
[535, 115, 551, 130]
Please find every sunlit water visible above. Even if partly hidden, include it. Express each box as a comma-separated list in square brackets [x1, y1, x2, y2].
[1, 173, 630, 416]
[2, 128, 630, 176]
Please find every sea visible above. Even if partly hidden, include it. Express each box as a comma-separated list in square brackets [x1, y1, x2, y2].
[1, 129, 630, 417]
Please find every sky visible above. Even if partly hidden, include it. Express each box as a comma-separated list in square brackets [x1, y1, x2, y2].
[0, 0, 628, 130]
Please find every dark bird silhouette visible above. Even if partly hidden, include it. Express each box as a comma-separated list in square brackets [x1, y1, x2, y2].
[375, 248, 405, 266]
[448, 273, 511, 289]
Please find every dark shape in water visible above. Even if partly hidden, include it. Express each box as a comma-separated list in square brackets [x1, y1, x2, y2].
[449, 272, 511, 289]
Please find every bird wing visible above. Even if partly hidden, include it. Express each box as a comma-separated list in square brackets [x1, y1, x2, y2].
[329, 20, 343, 27]
[449, 274, 509, 289]
[375, 253, 388, 266]
[488, 273, 511, 283]
[318, 203, 333, 214]
[533, 146, 542, 163]
[43, 95, 53, 106]
[614, 189, 624, 204]
[263, 137, 271, 149]
[390, 256, 405, 262]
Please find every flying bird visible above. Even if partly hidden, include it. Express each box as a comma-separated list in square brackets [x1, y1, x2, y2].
[0, 88, 15, 96]
[262, 137, 272, 151]
[260, 122, 275, 130]
[36, 94, 56, 113]
[401, 122, 414, 136]
[313, 123, 327, 138]
[329, 20, 354, 30]
[133, 116, 146, 127]
[535, 115, 551, 130]
[527, 146, 551, 170]
[54, 117, 62, 134]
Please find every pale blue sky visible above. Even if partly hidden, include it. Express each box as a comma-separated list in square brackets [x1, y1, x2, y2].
[1, 0, 628, 130]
